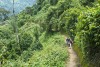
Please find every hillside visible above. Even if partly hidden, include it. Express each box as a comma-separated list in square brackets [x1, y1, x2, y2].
[0, 0, 100, 67]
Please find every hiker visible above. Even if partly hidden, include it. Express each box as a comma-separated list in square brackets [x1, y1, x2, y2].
[66, 38, 73, 48]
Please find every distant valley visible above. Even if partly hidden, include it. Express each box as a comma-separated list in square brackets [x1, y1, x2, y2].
[0, 0, 36, 14]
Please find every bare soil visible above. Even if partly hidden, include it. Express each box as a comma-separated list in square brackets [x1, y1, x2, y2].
[66, 47, 79, 67]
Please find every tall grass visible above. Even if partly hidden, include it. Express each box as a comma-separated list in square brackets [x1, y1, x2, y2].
[28, 33, 69, 67]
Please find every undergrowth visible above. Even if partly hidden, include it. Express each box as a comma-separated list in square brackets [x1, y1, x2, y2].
[2, 32, 69, 67]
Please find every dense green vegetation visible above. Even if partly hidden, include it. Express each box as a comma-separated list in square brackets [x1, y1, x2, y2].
[74, 6, 100, 66]
[1, 30, 68, 66]
[0, 0, 100, 67]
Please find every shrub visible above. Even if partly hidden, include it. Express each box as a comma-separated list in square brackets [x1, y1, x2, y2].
[74, 6, 100, 66]
[28, 34, 69, 67]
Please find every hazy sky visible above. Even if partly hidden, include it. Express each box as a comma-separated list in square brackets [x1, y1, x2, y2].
[0, 0, 36, 5]
[0, 0, 36, 13]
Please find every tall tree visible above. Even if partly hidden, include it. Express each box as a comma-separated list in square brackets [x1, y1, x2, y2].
[11, 0, 19, 45]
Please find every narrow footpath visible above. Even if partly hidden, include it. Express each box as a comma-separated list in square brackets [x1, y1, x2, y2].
[66, 47, 80, 67]
[64, 35, 80, 67]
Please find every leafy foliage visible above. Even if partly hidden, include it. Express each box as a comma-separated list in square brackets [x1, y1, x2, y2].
[1, 33, 68, 67]
[74, 6, 100, 66]
[28, 34, 68, 67]
[0, 0, 100, 67]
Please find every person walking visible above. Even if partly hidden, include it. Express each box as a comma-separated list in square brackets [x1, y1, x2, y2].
[66, 37, 73, 49]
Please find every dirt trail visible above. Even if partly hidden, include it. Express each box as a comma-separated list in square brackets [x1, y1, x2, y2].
[66, 47, 79, 67]
[64, 35, 80, 67]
